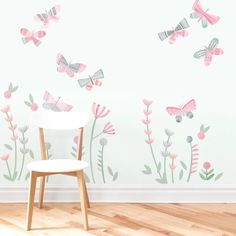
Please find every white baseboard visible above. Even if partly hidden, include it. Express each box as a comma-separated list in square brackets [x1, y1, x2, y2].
[1, 184, 236, 203]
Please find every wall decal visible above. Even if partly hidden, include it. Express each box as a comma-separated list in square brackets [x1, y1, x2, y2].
[190, 0, 220, 28]
[193, 38, 224, 66]
[4, 83, 18, 99]
[199, 161, 223, 181]
[197, 124, 210, 140]
[56, 53, 86, 77]
[166, 99, 196, 123]
[24, 94, 38, 111]
[141, 99, 223, 184]
[34, 5, 61, 27]
[78, 69, 104, 91]
[158, 18, 189, 44]
[42, 90, 73, 112]
[20, 28, 46, 47]
[89, 102, 116, 183]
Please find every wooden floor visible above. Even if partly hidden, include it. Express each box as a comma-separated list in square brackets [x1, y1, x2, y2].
[0, 203, 236, 236]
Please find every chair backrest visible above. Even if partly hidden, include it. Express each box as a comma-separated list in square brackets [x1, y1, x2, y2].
[30, 110, 90, 130]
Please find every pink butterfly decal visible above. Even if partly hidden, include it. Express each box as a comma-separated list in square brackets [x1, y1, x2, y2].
[42, 91, 73, 112]
[56, 53, 86, 77]
[78, 69, 104, 91]
[20, 28, 46, 46]
[34, 5, 61, 27]
[194, 38, 223, 66]
[190, 0, 220, 28]
[166, 99, 196, 123]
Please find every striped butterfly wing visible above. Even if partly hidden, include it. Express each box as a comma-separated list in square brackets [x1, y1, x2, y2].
[78, 78, 91, 87]
[158, 30, 174, 41]
[190, 12, 201, 19]
[175, 18, 190, 31]
[208, 38, 219, 51]
[193, 49, 207, 59]
[49, 5, 61, 17]
[91, 69, 104, 80]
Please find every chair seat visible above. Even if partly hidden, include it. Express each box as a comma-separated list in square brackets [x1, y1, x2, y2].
[27, 159, 88, 173]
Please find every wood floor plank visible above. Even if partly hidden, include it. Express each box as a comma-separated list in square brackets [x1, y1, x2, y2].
[0, 203, 236, 236]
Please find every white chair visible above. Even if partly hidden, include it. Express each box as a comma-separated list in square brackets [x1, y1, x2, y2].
[26, 111, 90, 231]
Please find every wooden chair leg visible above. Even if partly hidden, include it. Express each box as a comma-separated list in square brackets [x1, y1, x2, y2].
[83, 180, 90, 209]
[26, 171, 37, 231]
[38, 176, 45, 209]
[77, 171, 88, 230]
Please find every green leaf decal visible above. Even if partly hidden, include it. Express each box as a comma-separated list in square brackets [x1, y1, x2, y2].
[3, 174, 13, 181]
[214, 173, 223, 181]
[180, 161, 187, 171]
[24, 101, 31, 107]
[107, 166, 114, 176]
[113, 172, 118, 181]
[199, 173, 206, 180]
[207, 173, 215, 180]
[29, 150, 34, 159]
[4, 144, 13, 150]
[11, 86, 18, 92]
[29, 94, 34, 103]
[179, 169, 184, 180]
[155, 178, 167, 184]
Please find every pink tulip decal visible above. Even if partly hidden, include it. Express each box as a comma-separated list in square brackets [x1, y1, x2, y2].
[1, 105, 18, 181]
[1, 154, 9, 161]
[89, 102, 116, 184]
[3, 83, 18, 99]
[197, 124, 210, 140]
[24, 94, 38, 111]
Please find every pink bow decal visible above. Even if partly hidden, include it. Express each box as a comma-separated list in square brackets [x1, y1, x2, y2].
[20, 28, 46, 46]
[193, 0, 220, 25]
[169, 30, 188, 44]
[204, 48, 223, 66]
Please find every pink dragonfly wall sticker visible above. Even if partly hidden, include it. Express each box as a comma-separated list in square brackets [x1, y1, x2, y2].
[56, 53, 86, 77]
[193, 38, 224, 66]
[34, 5, 61, 27]
[158, 18, 189, 44]
[78, 69, 104, 91]
[20, 28, 46, 46]
[42, 91, 73, 112]
[166, 99, 196, 123]
[190, 0, 220, 28]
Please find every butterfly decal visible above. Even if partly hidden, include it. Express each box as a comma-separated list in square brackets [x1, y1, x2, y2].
[20, 28, 46, 46]
[42, 91, 73, 112]
[193, 38, 224, 66]
[166, 99, 196, 123]
[56, 53, 86, 77]
[158, 18, 189, 44]
[78, 69, 104, 91]
[34, 5, 61, 27]
[190, 0, 220, 28]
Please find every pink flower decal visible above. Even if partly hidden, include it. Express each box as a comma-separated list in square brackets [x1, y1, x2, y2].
[3, 83, 18, 99]
[197, 124, 210, 140]
[1, 154, 9, 161]
[24, 94, 38, 111]
[1, 105, 10, 113]
[203, 161, 211, 170]
[103, 122, 115, 135]
[142, 99, 153, 106]
[92, 103, 110, 118]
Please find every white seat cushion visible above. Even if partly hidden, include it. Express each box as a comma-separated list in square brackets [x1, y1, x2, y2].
[27, 159, 88, 173]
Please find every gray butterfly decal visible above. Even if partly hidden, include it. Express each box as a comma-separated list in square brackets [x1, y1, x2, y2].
[158, 18, 190, 44]
[193, 38, 224, 66]
[56, 53, 86, 77]
[78, 69, 104, 91]
[34, 5, 61, 26]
